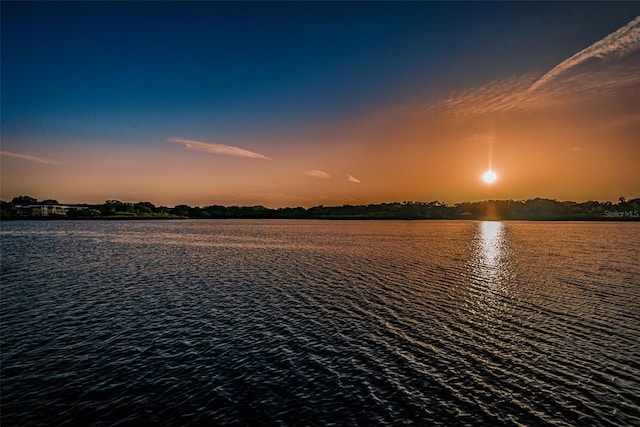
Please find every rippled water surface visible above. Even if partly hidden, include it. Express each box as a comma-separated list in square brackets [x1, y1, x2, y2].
[2, 220, 639, 425]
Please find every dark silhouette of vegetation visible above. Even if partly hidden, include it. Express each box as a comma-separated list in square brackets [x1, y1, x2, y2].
[1, 195, 639, 221]
[1, 201, 18, 220]
[11, 195, 37, 205]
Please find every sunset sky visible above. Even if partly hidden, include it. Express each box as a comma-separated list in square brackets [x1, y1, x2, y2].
[1, 2, 638, 207]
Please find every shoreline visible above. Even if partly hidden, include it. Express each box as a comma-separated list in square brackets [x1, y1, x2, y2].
[3, 197, 639, 222]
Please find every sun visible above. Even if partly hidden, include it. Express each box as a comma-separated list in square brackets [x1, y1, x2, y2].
[483, 170, 497, 184]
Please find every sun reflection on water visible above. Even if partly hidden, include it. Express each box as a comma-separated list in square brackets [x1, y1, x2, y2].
[471, 221, 511, 310]
[480, 221, 502, 272]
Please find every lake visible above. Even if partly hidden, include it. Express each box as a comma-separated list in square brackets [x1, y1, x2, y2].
[1, 220, 639, 425]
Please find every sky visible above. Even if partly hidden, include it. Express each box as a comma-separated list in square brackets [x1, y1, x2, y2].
[1, 1, 639, 208]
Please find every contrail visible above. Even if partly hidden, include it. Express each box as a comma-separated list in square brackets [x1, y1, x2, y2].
[529, 16, 640, 92]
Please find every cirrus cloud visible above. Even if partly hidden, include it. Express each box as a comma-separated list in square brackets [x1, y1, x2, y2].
[347, 174, 361, 184]
[529, 16, 640, 92]
[0, 150, 61, 165]
[425, 61, 639, 119]
[169, 138, 273, 160]
[418, 17, 640, 118]
[304, 170, 331, 179]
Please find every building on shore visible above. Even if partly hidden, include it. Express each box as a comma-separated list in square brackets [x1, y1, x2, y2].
[17, 204, 86, 218]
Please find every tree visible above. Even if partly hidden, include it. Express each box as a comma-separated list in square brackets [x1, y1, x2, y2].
[0, 201, 18, 220]
[11, 195, 37, 205]
[134, 201, 156, 215]
[171, 205, 192, 217]
[102, 200, 134, 215]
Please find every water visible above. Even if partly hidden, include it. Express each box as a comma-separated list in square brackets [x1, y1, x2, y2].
[1, 220, 639, 426]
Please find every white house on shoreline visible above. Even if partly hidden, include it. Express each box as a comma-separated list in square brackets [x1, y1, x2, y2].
[17, 204, 87, 218]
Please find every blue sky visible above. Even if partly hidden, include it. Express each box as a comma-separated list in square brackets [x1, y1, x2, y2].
[1, 2, 638, 206]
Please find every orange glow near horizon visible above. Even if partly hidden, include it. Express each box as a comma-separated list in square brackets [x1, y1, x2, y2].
[1, 63, 638, 207]
[2, 6, 639, 208]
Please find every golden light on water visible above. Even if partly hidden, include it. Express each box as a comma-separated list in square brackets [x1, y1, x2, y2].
[473, 221, 508, 305]
[480, 221, 502, 266]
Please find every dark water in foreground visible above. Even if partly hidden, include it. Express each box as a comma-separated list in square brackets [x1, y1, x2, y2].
[1, 220, 639, 426]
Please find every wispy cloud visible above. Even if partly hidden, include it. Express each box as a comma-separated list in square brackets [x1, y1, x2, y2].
[431, 76, 534, 117]
[169, 138, 273, 160]
[304, 170, 331, 179]
[347, 174, 361, 184]
[426, 61, 639, 118]
[0, 150, 61, 165]
[529, 16, 640, 91]
[421, 18, 640, 118]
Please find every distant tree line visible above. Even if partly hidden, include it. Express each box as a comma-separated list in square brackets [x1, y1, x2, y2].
[0, 196, 640, 220]
[1, 195, 639, 221]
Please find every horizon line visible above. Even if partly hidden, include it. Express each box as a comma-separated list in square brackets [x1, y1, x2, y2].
[4, 196, 638, 209]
